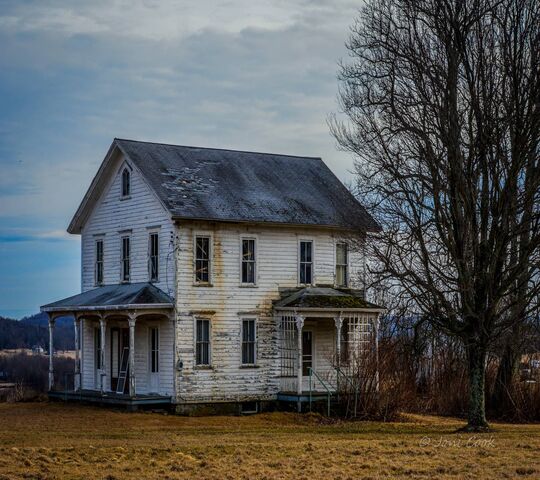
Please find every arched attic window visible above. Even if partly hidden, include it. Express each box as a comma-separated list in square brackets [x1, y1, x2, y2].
[121, 167, 131, 197]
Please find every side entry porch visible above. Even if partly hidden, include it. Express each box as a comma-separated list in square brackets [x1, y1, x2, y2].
[274, 287, 384, 412]
[41, 283, 175, 409]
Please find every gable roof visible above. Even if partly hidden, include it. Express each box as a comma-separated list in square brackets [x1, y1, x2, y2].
[274, 287, 384, 310]
[68, 138, 380, 233]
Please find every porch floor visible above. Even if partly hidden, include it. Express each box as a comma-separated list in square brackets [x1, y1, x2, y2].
[48, 389, 172, 407]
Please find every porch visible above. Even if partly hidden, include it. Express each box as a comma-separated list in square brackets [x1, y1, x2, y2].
[41, 283, 175, 403]
[275, 287, 384, 412]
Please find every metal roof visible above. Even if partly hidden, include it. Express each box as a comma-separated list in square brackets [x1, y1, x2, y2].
[274, 287, 384, 310]
[112, 139, 380, 231]
[41, 283, 174, 312]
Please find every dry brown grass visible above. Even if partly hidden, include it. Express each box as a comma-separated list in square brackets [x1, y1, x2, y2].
[0, 403, 539, 479]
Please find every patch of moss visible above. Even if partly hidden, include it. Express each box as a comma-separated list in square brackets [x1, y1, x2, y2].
[290, 295, 370, 308]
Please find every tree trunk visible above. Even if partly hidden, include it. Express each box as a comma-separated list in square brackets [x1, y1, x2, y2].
[465, 344, 489, 431]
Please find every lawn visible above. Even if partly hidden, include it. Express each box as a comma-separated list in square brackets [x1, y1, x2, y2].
[0, 403, 538, 479]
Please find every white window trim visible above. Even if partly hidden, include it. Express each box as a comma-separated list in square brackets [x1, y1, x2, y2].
[94, 237, 105, 286]
[193, 232, 213, 286]
[193, 316, 212, 368]
[297, 238, 315, 286]
[239, 234, 258, 286]
[120, 234, 131, 283]
[148, 228, 160, 283]
[240, 317, 258, 367]
[335, 241, 350, 288]
[119, 162, 133, 200]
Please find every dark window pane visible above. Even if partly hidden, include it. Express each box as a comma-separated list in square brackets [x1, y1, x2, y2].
[196, 319, 210, 365]
[195, 237, 210, 283]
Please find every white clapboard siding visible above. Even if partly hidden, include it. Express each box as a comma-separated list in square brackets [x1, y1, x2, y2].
[174, 221, 365, 403]
[80, 153, 176, 297]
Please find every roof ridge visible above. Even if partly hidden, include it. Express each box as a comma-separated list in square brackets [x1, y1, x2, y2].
[114, 137, 322, 161]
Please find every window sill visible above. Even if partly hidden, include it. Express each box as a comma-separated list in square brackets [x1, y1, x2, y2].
[119, 195, 131, 201]
[239, 364, 260, 369]
[239, 284, 258, 288]
[193, 283, 213, 287]
[194, 365, 214, 371]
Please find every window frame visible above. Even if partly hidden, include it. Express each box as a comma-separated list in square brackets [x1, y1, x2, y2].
[194, 317, 211, 367]
[120, 234, 131, 283]
[241, 318, 257, 366]
[193, 234, 212, 285]
[94, 238, 104, 286]
[240, 235, 257, 286]
[335, 242, 349, 287]
[148, 231, 159, 282]
[121, 167, 131, 198]
[298, 239, 315, 286]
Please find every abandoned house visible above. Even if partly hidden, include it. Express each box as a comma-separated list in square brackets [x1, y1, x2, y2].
[41, 138, 384, 413]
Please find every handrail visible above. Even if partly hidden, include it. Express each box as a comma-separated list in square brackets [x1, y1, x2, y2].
[334, 366, 359, 417]
[308, 367, 332, 416]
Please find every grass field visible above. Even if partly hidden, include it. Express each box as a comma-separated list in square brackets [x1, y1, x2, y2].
[0, 403, 539, 479]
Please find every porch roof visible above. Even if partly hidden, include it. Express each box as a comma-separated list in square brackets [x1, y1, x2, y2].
[40, 282, 174, 313]
[274, 287, 384, 312]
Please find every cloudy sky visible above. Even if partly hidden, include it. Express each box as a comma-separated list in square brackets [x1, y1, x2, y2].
[0, 0, 361, 318]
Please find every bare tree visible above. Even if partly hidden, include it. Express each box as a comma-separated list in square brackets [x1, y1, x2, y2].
[331, 0, 540, 430]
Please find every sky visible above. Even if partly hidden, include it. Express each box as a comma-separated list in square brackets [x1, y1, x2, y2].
[0, 0, 362, 319]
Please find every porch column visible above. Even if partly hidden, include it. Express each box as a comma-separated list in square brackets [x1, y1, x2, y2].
[48, 315, 55, 391]
[334, 314, 343, 369]
[295, 314, 304, 412]
[99, 316, 107, 393]
[74, 315, 81, 391]
[128, 313, 136, 397]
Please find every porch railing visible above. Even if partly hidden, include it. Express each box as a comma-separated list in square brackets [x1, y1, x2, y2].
[307, 367, 333, 416]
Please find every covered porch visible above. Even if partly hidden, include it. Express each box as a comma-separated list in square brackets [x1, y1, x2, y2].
[274, 287, 384, 411]
[41, 283, 175, 407]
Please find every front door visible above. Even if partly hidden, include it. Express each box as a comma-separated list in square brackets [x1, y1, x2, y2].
[148, 327, 160, 393]
[302, 330, 313, 376]
[110, 327, 129, 393]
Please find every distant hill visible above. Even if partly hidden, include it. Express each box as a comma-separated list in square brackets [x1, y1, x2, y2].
[0, 313, 74, 351]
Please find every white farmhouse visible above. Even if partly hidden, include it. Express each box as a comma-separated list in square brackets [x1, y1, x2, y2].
[42, 138, 383, 413]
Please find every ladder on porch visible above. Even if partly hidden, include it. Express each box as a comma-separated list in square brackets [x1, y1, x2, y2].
[116, 347, 130, 394]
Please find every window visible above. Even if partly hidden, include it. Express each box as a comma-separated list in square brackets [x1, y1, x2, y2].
[299, 240, 313, 284]
[336, 243, 348, 287]
[149, 327, 159, 373]
[195, 319, 210, 365]
[95, 239, 104, 285]
[241, 238, 256, 284]
[149, 233, 159, 282]
[195, 236, 211, 283]
[121, 168, 130, 197]
[241, 319, 256, 365]
[121, 236, 130, 282]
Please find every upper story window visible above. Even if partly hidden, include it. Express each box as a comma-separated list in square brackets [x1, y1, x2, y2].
[148, 232, 159, 282]
[121, 168, 131, 197]
[299, 240, 313, 285]
[241, 318, 257, 365]
[95, 239, 104, 285]
[336, 243, 348, 287]
[195, 318, 210, 366]
[241, 238, 256, 284]
[195, 236, 211, 284]
[121, 236, 131, 282]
